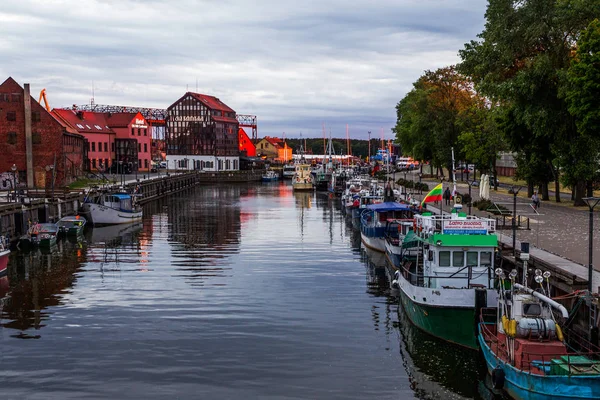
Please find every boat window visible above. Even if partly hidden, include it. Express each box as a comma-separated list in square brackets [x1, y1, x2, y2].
[452, 251, 464, 267]
[467, 251, 478, 267]
[481, 252, 492, 267]
[523, 303, 541, 316]
[428, 250, 434, 262]
[439, 251, 450, 267]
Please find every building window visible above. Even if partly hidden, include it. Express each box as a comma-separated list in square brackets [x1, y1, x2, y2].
[138, 143, 141, 152]
[98, 142, 102, 152]
[143, 128, 147, 136]
[131, 127, 135, 136]
[7, 132, 17, 144]
[111, 142, 115, 151]
[138, 159, 141, 168]
[92, 159, 96, 169]
[144, 159, 149, 168]
[137, 128, 141, 136]
[32, 111, 41, 122]
[105, 158, 109, 169]
[32, 132, 41, 144]
[91, 142, 96, 152]
[11, 94, 21, 103]
[6, 111, 16, 121]
[144, 143, 147, 153]
[104, 142, 108, 152]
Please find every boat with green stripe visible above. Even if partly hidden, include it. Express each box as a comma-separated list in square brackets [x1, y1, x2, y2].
[390, 206, 498, 350]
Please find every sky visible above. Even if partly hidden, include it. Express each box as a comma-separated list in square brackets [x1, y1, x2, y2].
[0, 0, 488, 139]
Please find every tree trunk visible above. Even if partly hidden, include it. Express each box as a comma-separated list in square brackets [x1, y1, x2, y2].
[541, 182, 549, 201]
[574, 180, 586, 206]
[527, 182, 534, 198]
[554, 178, 560, 203]
[587, 181, 593, 197]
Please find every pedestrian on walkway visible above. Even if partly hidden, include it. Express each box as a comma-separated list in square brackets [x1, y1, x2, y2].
[531, 191, 540, 210]
[443, 187, 451, 206]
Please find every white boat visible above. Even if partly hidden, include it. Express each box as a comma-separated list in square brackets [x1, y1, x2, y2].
[81, 188, 142, 226]
[292, 164, 314, 191]
[262, 170, 279, 182]
[282, 164, 296, 179]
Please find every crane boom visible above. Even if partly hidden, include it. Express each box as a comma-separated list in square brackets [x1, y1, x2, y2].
[39, 88, 51, 112]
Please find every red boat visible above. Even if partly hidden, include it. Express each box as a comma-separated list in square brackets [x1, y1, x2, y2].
[0, 237, 10, 275]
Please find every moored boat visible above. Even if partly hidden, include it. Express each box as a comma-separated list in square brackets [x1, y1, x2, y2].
[21, 222, 59, 248]
[292, 163, 314, 191]
[57, 215, 87, 236]
[391, 207, 499, 350]
[360, 202, 415, 252]
[0, 236, 10, 275]
[282, 164, 296, 179]
[80, 187, 142, 226]
[479, 268, 600, 399]
[261, 170, 279, 182]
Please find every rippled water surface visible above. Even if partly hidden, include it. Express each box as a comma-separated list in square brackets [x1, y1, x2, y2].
[0, 183, 499, 399]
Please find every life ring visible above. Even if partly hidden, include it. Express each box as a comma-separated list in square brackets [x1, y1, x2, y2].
[491, 367, 505, 389]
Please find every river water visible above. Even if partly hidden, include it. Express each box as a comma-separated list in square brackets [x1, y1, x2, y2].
[0, 183, 503, 399]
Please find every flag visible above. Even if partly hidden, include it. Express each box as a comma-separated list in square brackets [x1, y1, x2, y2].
[421, 183, 443, 206]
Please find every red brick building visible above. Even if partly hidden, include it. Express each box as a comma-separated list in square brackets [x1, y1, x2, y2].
[0, 77, 86, 188]
[53, 110, 153, 172]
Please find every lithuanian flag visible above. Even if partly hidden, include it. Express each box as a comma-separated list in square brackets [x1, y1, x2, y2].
[421, 183, 443, 206]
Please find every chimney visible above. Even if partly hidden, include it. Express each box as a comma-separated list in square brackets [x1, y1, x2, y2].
[77, 111, 84, 120]
[24, 84, 34, 188]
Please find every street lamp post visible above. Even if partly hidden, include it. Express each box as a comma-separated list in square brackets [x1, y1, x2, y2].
[582, 197, 600, 346]
[511, 186, 521, 256]
[11, 164, 17, 202]
[119, 161, 123, 186]
[418, 173, 422, 195]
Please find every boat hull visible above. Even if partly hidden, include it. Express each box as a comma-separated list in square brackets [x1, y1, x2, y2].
[292, 183, 313, 191]
[478, 330, 600, 399]
[262, 177, 278, 182]
[81, 203, 142, 225]
[0, 249, 9, 274]
[397, 272, 497, 350]
[360, 233, 385, 253]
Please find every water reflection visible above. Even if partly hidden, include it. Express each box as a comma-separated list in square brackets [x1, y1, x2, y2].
[1, 239, 87, 335]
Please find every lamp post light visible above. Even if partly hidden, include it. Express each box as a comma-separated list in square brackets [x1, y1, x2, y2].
[10, 164, 17, 202]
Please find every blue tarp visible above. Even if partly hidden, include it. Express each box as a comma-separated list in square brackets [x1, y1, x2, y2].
[366, 202, 411, 212]
[113, 193, 131, 200]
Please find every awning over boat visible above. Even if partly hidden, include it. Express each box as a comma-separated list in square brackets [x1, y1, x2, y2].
[366, 202, 411, 212]
[402, 230, 422, 248]
[113, 194, 131, 200]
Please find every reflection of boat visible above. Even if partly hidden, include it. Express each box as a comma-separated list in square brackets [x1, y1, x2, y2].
[19, 222, 59, 248]
[391, 207, 499, 350]
[0, 236, 10, 275]
[479, 268, 600, 399]
[89, 222, 143, 245]
[261, 170, 279, 182]
[80, 187, 142, 225]
[57, 215, 87, 236]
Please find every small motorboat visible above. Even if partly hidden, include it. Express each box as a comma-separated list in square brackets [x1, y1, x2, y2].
[19, 222, 59, 249]
[57, 215, 87, 236]
[261, 170, 279, 182]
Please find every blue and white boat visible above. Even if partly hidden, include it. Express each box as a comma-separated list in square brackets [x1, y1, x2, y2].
[479, 268, 600, 399]
[360, 202, 415, 252]
[262, 170, 279, 182]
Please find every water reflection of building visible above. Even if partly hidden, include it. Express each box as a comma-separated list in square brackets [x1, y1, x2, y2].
[1, 240, 88, 334]
[167, 186, 241, 285]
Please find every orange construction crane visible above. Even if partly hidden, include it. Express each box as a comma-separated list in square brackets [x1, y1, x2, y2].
[39, 88, 51, 112]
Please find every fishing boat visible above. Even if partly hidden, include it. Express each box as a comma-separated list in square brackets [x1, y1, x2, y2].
[0, 236, 10, 275]
[261, 170, 279, 182]
[282, 164, 296, 179]
[57, 215, 87, 236]
[391, 207, 499, 350]
[80, 186, 142, 225]
[479, 268, 600, 399]
[360, 202, 415, 252]
[292, 163, 314, 191]
[19, 222, 59, 248]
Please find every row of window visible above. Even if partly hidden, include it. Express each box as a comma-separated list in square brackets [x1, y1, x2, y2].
[131, 128, 148, 136]
[7, 131, 42, 144]
[436, 250, 493, 268]
[5, 110, 43, 122]
[91, 159, 149, 169]
[0, 93, 21, 103]
[89, 142, 149, 153]
[176, 159, 239, 170]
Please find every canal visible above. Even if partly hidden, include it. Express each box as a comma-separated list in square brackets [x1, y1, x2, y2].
[0, 183, 505, 399]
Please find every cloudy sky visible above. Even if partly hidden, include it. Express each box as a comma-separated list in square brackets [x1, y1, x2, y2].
[0, 0, 487, 139]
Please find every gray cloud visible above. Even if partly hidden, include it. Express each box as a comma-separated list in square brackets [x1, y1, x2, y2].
[0, 0, 487, 139]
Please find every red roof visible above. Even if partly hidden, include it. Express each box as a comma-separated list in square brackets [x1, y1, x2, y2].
[213, 115, 238, 124]
[188, 92, 235, 113]
[52, 109, 115, 134]
[264, 136, 284, 148]
[106, 112, 145, 127]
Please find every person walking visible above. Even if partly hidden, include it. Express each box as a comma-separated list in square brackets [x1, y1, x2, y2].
[531, 191, 540, 210]
[444, 187, 451, 206]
